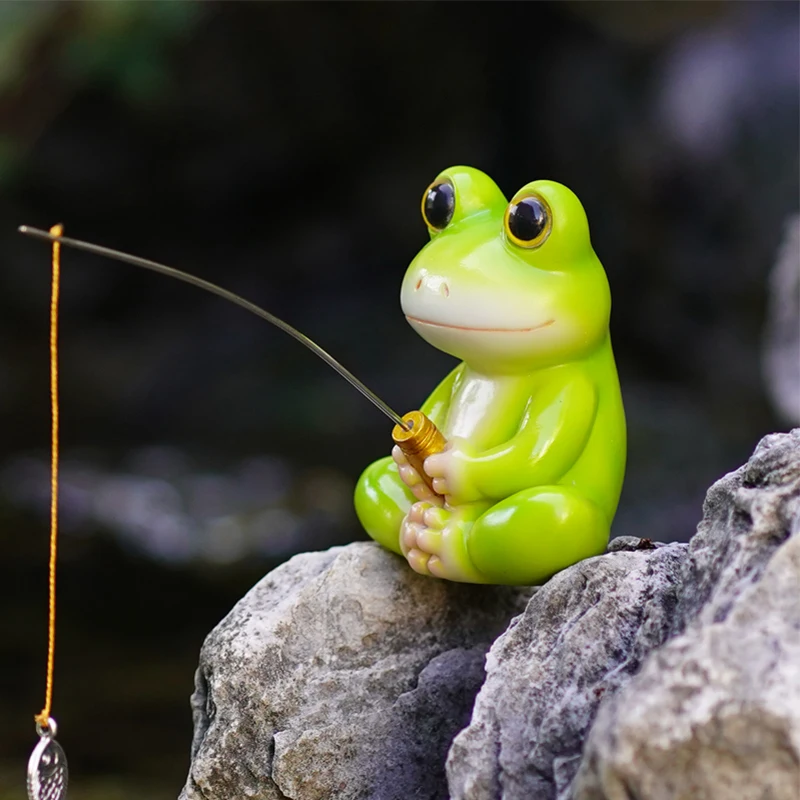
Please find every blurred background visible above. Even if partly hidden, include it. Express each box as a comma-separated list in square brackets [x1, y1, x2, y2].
[0, 1, 797, 797]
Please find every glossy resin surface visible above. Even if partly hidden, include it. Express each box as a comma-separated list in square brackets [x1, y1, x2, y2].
[355, 167, 626, 585]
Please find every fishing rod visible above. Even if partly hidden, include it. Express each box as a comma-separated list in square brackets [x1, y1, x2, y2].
[18, 226, 446, 493]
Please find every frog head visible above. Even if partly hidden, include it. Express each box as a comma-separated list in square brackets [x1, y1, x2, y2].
[400, 166, 611, 374]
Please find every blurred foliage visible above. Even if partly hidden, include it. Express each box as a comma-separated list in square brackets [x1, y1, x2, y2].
[0, 3, 52, 92]
[0, 0, 197, 92]
[59, 1, 197, 98]
[0, 0, 199, 181]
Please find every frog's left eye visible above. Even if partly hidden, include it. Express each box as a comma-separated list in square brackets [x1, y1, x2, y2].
[504, 193, 552, 248]
[421, 178, 455, 232]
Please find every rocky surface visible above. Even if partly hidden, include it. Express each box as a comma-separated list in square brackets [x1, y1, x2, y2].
[574, 429, 800, 800]
[446, 538, 687, 800]
[179, 543, 530, 800]
[179, 430, 800, 800]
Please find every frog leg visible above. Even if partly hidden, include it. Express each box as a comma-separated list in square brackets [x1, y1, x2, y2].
[400, 500, 492, 583]
[467, 485, 610, 585]
[354, 456, 415, 556]
[401, 486, 608, 585]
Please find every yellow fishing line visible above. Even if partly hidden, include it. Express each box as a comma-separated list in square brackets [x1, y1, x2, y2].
[35, 223, 62, 730]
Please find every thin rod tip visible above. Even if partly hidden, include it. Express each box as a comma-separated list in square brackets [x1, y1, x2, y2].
[18, 225, 55, 240]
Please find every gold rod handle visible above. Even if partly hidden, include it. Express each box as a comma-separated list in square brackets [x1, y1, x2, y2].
[392, 410, 447, 496]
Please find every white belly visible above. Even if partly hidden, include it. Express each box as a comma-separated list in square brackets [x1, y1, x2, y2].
[444, 374, 501, 441]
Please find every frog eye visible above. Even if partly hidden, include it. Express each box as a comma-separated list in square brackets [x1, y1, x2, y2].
[504, 193, 552, 248]
[421, 178, 455, 232]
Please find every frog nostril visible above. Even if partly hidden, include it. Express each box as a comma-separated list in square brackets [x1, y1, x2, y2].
[443, 283, 450, 297]
[415, 278, 422, 291]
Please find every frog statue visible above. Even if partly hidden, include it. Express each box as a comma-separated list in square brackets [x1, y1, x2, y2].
[354, 166, 626, 586]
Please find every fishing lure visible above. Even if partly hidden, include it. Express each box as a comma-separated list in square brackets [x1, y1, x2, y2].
[28, 720, 67, 800]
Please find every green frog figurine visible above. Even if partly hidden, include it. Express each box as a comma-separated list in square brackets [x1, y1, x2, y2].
[354, 166, 626, 586]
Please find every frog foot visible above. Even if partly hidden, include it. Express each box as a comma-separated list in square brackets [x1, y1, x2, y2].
[399, 501, 488, 583]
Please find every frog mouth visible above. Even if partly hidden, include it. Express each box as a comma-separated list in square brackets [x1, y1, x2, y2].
[406, 316, 555, 333]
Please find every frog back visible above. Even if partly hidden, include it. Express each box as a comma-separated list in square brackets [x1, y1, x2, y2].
[560, 336, 626, 521]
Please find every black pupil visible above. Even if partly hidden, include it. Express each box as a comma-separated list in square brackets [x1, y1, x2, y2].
[508, 197, 547, 242]
[424, 182, 455, 230]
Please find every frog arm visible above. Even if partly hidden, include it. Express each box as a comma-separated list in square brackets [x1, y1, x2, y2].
[447, 371, 598, 502]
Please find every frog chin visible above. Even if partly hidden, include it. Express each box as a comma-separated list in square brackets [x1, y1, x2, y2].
[405, 315, 570, 371]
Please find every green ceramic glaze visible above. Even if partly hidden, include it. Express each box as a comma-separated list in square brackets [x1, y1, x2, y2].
[354, 167, 626, 585]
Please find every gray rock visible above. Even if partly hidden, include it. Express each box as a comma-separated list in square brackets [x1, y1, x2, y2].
[574, 428, 800, 800]
[179, 541, 530, 800]
[180, 431, 800, 800]
[763, 215, 800, 425]
[446, 541, 688, 800]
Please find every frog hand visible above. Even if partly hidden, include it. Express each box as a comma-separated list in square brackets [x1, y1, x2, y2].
[392, 445, 444, 505]
[422, 437, 483, 506]
[400, 501, 487, 583]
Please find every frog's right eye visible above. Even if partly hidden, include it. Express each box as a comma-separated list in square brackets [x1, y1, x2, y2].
[421, 179, 455, 232]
